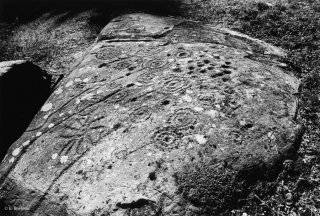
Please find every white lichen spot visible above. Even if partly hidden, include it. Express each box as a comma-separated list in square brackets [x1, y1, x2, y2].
[81, 93, 94, 101]
[65, 80, 74, 87]
[76, 98, 81, 104]
[87, 159, 93, 165]
[83, 77, 90, 83]
[60, 156, 68, 164]
[12, 148, 21, 156]
[135, 82, 143, 86]
[182, 95, 192, 102]
[268, 131, 276, 140]
[186, 90, 193, 94]
[51, 153, 58, 160]
[68, 110, 73, 114]
[206, 110, 218, 118]
[22, 140, 30, 146]
[48, 123, 55, 129]
[55, 88, 63, 95]
[207, 128, 215, 136]
[194, 107, 204, 112]
[97, 90, 103, 94]
[239, 119, 246, 126]
[187, 143, 194, 149]
[195, 134, 207, 145]
[36, 132, 42, 137]
[74, 78, 82, 82]
[41, 103, 53, 112]
[9, 157, 15, 163]
[147, 152, 152, 156]
[114, 104, 120, 109]
[43, 114, 49, 119]
[59, 113, 64, 117]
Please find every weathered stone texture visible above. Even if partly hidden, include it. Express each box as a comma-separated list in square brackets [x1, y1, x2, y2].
[0, 14, 302, 216]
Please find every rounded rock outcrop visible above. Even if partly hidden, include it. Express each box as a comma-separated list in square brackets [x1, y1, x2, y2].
[0, 13, 303, 216]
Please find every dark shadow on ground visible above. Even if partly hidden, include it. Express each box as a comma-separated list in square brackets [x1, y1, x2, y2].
[0, 62, 52, 161]
[0, 0, 183, 25]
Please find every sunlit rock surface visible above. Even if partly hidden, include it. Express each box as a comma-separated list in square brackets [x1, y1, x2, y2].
[0, 13, 303, 216]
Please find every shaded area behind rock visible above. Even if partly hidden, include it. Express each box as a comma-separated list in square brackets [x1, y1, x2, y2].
[0, 61, 52, 161]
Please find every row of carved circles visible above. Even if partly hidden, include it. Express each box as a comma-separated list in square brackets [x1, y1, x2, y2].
[111, 58, 144, 72]
[152, 126, 182, 151]
[142, 57, 174, 71]
[152, 108, 201, 150]
[135, 44, 167, 57]
[159, 75, 191, 95]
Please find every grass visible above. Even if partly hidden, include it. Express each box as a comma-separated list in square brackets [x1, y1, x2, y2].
[0, 0, 319, 215]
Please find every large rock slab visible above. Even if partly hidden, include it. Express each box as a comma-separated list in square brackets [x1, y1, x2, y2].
[0, 60, 52, 162]
[0, 14, 303, 216]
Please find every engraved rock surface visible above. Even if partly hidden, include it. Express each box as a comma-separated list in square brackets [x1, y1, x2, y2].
[0, 13, 303, 215]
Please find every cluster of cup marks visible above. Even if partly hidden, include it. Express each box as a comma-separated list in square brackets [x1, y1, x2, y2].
[9, 43, 236, 163]
[151, 47, 237, 150]
[95, 43, 238, 151]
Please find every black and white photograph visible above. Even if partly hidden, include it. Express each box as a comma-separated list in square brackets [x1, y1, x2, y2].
[0, 0, 319, 215]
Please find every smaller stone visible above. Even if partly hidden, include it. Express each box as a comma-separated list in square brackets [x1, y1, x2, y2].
[283, 160, 294, 171]
[285, 192, 294, 207]
[48, 123, 55, 129]
[97, 90, 103, 94]
[59, 113, 64, 117]
[239, 119, 246, 126]
[76, 99, 81, 104]
[22, 140, 30, 146]
[9, 157, 15, 163]
[43, 115, 49, 119]
[51, 153, 58, 160]
[41, 103, 53, 112]
[195, 134, 207, 145]
[36, 132, 42, 137]
[60, 156, 68, 164]
[74, 78, 82, 82]
[12, 148, 21, 156]
[278, 63, 288, 68]
[66, 81, 74, 87]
